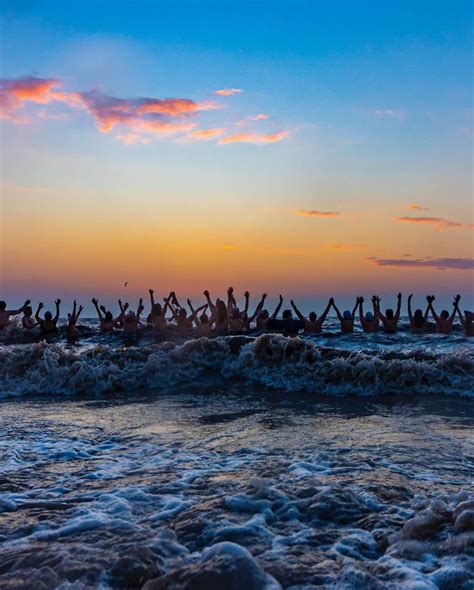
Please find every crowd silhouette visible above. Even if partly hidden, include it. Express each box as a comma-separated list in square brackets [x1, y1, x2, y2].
[0, 289, 472, 341]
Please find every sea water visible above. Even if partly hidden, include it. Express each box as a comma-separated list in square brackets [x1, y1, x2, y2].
[0, 320, 472, 588]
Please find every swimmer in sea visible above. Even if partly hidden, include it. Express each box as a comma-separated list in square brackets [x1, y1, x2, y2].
[147, 289, 172, 331]
[66, 300, 83, 342]
[377, 293, 402, 334]
[456, 307, 474, 337]
[290, 298, 333, 334]
[211, 298, 229, 335]
[187, 299, 210, 336]
[121, 298, 143, 343]
[242, 293, 267, 332]
[35, 299, 61, 336]
[408, 294, 430, 334]
[331, 298, 358, 333]
[358, 296, 380, 333]
[0, 299, 30, 330]
[92, 298, 123, 332]
[227, 288, 249, 333]
[427, 294, 461, 335]
[21, 305, 36, 330]
[256, 294, 283, 331]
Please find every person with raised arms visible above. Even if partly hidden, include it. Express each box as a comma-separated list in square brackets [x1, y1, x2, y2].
[408, 294, 430, 334]
[290, 298, 333, 334]
[187, 299, 210, 336]
[331, 298, 359, 333]
[66, 300, 84, 342]
[256, 294, 283, 331]
[121, 298, 144, 344]
[358, 296, 380, 333]
[0, 299, 30, 331]
[377, 293, 402, 334]
[427, 294, 461, 335]
[243, 293, 267, 332]
[35, 299, 61, 336]
[92, 298, 123, 332]
[21, 304, 37, 330]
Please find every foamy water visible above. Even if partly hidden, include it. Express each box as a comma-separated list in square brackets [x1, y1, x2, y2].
[0, 391, 472, 589]
[0, 321, 473, 588]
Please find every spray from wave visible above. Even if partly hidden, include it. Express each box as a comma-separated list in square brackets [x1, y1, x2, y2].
[1, 334, 472, 398]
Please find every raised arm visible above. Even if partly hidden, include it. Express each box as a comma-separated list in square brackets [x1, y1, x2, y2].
[394, 293, 402, 321]
[92, 298, 103, 320]
[187, 298, 196, 316]
[270, 295, 283, 320]
[351, 298, 359, 319]
[358, 297, 365, 324]
[137, 298, 144, 319]
[290, 300, 305, 322]
[449, 295, 461, 324]
[35, 302, 44, 322]
[408, 294, 414, 322]
[332, 300, 343, 323]
[319, 298, 333, 323]
[76, 305, 84, 321]
[247, 293, 267, 323]
[243, 291, 250, 315]
[427, 296, 438, 322]
[53, 299, 61, 323]
[203, 290, 215, 311]
[149, 289, 155, 308]
[227, 287, 236, 310]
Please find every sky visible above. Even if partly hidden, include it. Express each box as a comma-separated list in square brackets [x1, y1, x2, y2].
[0, 0, 472, 314]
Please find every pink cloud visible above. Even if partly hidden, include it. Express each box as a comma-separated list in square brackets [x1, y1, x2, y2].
[219, 131, 288, 145]
[296, 210, 340, 218]
[397, 216, 471, 229]
[0, 77, 84, 123]
[373, 257, 474, 270]
[249, 114, 269, 121]
[115, 133, 151, 145]
[188, 128, 225, 140]
[214, 88, 242, 96]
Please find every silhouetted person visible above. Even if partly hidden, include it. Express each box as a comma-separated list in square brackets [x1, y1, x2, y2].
[67, 300, 83, 342]
[0, 299, 30, 330]
[332, 299, 358, 333]
[377, 293, 402, 333]
[427, 294, 460, 335]
[291, 298, 333, 334]
[35, 299, 61, 336]
[408, 294, 430, 334]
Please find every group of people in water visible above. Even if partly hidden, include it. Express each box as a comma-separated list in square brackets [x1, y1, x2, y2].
[0, 289, 472, 341]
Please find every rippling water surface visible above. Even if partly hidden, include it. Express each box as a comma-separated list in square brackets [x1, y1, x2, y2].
[1, 388, 473, 589]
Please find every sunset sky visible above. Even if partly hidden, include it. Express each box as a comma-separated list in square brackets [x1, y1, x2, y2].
[1, 0, 472, 313]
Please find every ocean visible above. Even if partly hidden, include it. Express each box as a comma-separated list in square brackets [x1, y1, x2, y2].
[0, 318, 472, 588]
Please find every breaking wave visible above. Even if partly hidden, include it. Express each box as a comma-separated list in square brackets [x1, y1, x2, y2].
[1, 334, 472, 398]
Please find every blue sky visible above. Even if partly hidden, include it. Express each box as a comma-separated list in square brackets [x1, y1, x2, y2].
[0, 0, 472, 313]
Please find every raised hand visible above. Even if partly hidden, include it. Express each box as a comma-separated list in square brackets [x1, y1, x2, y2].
[149, 288, 154, 295]
[244, 291, 249, 298]
[329, 297, 335, 305]
[203, 290, 210, 297]
[38, 302, 44, 310]
[123, 302, 129, 311]
[23, 299, 31, 306]
[55, 299, 61, 306]
[78, 305, 84, 312]
[92, 297, 98, 305]
[279, 294, 283, 302]
[426, 295, 435, 304]
[453, 294, 461, 305]
[397, 292, 402, 300]
[187, 298, 192, 306]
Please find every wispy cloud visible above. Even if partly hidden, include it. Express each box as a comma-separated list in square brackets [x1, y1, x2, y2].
[0, 77, 80, 121]
[115, 133, 151, 145]
[296, 210, 340, 218]
[407, 203, 429, 211]
[373, 257, 474, 270]
[188, 128, 225, 140]
[373, 108, 405, 120]
[397, 216, 472, 229]
[219, 131, 288, 145]
[235, 113, 270, 127]
[214, 88, 242, 96]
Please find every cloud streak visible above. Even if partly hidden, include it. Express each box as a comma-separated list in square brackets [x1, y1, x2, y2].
[407, 203, 429, 210]
[397, 216, 472, 229]
[188, 128, 225, 140]
[374, 108, 405, 120]
[296, 210, 340, 218]
[219, 131, 288, 145]
[373, 257, 474, 270]
[214, 88, 242, 96]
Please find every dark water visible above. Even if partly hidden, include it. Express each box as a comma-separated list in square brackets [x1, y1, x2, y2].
[0, 388, 473, 589]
